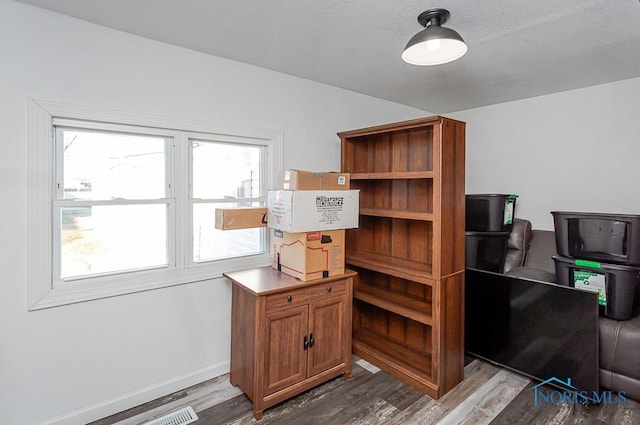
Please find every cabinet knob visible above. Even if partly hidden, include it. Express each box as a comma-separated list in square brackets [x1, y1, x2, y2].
[287, 295, 292, 302]
[327, 286, 332, 292]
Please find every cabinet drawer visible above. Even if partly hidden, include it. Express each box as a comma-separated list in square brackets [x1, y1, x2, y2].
[265, 288, 309, 311]
[310, 279, 348, 301]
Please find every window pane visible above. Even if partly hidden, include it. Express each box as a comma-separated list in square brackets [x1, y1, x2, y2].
[193, 202, 265, 262]
[60, 204, 167, 280]
[192, 141, 261, 199]
[61, 129, 166, 200]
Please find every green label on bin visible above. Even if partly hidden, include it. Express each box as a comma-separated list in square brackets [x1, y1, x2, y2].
[575, 259, 602, 269]
[503, 200, 515, 225]
[574, 270, 606, 306]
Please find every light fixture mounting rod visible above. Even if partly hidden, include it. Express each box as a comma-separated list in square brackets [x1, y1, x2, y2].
[417, 8, 450, 28]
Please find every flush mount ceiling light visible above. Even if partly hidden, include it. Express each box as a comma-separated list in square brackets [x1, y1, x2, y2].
[401, 8, 467, 66]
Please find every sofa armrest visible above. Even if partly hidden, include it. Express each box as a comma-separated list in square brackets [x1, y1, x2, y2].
[503, 218, 532, 273]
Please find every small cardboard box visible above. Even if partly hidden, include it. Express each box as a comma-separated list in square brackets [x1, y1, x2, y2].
[279, 169, 350, 190]
[271, 229, 345, 281]
[267, 190, 359, 232]
[215, 207, 268, 230]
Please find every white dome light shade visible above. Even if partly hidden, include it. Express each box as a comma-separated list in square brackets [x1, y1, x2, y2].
[401, 8, 468, 66]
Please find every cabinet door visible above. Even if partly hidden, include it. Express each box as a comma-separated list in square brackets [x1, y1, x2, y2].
[263, 305, 308, 395]
[307, 296, 347, 377]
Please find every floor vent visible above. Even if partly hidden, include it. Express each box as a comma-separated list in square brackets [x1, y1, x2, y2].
[144, 406, 198, 425]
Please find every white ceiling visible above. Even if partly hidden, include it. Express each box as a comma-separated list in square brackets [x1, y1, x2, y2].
[14, 0, 640, 113]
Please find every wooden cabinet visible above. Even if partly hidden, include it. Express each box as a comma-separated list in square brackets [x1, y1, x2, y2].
[225, 267, 355, 419]
[338, 115, 465, 399]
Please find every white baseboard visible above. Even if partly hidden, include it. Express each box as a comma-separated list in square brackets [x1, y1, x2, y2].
[37, 362, 230, 425]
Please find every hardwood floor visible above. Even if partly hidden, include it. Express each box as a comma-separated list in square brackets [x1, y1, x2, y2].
[91, 357, 640, 425]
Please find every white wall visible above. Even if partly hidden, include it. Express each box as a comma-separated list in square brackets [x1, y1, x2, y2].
[0, 1, 427, 424]
[452, 77, 640, 230]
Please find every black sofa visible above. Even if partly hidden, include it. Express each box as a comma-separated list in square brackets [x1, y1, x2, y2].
[503, 218, 640, 402]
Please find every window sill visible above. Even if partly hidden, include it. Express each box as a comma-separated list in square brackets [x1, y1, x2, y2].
[29, 254, 271, 310]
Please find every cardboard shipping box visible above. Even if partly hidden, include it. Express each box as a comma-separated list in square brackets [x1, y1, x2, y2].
[267, 190, 359, 232]
[271, 229, 345, 281]
[279, 169, 350, 190]
[215, 207, 268, 230]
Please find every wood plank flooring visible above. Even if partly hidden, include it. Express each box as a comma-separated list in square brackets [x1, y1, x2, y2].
[91, 357, 640, 425]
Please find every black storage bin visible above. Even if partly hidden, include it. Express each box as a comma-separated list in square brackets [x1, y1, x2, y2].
[553, 255, 640, 320]
[466, 194, 518, 232]
[552, 211, 640, 266]
[465, 231, 511, 273]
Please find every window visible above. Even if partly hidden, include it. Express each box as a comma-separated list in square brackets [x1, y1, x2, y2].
[190, 139, 265, 262]
[28, 100, 282, 309]
[55, 125, 171, 282]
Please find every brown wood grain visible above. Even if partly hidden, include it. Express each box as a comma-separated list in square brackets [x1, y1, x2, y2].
[307, 296, 347, 376]
[223, 267, 356, 296]
[226, 268, 355, 418]
[339, 115, 465, 400]
[263, 306, 308, 396]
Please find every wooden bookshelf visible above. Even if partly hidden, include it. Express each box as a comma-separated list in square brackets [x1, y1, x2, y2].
[339, 115, 465, 399]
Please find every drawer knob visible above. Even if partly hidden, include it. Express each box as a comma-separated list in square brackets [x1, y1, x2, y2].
[327, 286, 332, 292]
[287, 295, 292, 302]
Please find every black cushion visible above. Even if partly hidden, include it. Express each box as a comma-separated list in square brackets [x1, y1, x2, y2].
[524, 230, 557, 274]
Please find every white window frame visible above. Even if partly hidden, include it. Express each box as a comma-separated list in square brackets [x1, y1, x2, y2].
[187, 133, 269, 264]
[27, 99, 282, 310]
[52, 121, 178, 285]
